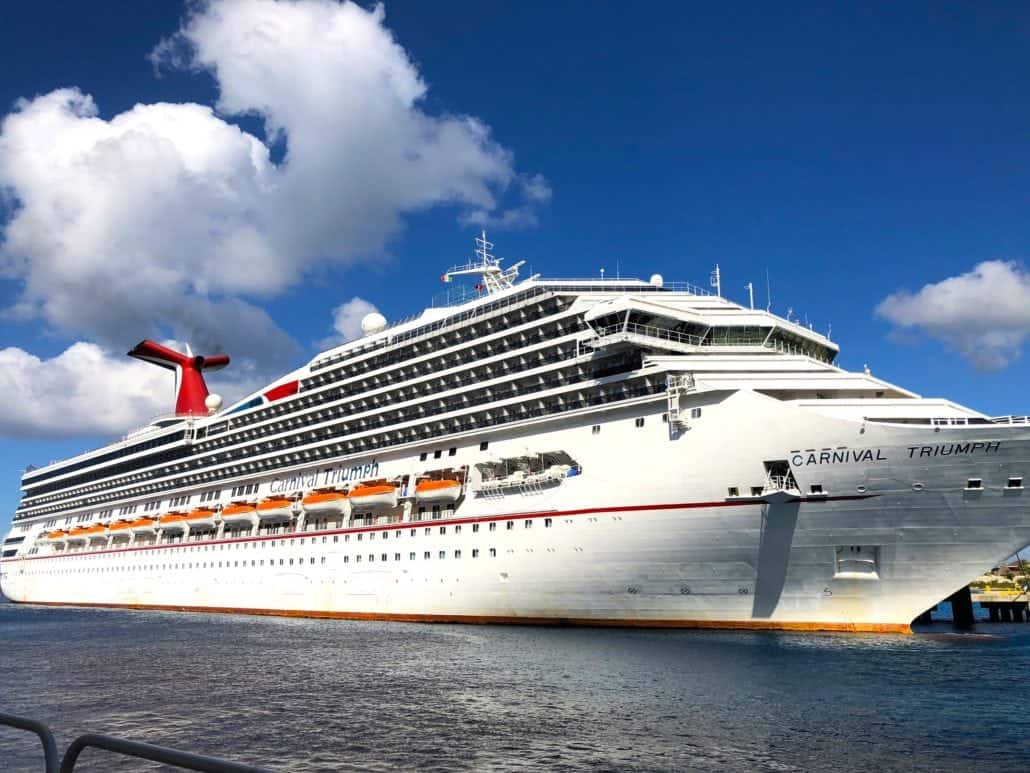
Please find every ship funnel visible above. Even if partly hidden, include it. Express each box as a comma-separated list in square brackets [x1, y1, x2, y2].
[128, 340, 230, 416]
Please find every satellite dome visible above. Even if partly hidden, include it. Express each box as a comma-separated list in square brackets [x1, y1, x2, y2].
[649, 273, 664, 288]
[205, 394, 223, 413]
[361, 312, 388, 335]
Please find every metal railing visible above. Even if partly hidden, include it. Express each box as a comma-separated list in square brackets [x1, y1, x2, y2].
[0, 712, 268, 772]
[587, 322, 706, 348]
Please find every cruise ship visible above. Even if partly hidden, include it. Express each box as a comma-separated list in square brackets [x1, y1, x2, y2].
[3, 234, 1030, 633]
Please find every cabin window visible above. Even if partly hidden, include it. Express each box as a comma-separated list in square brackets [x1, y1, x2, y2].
[1007, 477, 1023, 489]
[420, 452, 428, 461]
[343, 556, 349, 563]
[525, 520, 532, 529]
[440, 527, 446, 535]
[591, 425, 600, 435]
[489, 548, 497, 557]
[728, 487, 739, 497]
[424, 551, 431, 559]
[751, 486, 763, 496]
[480, 441, 489, 451]
[439, 550, 446, 559]
[455, 525, 462, 534]
[635, 417, 644, 428]
[966, 478, 983, 490]
[394, 553, 400, 561]
[506, 521, 514, 530]
[382, 554, 388, 562]
[810, 484, 824, 494]
[472, 524, 479, 533]
[545, 518, 552, 528]
[409, 552, 416, 560]
[472, 549, 479, 558]
[434, 450, 442, 459]
[690, 408, 702, 419]
[454, 550, 462, 559]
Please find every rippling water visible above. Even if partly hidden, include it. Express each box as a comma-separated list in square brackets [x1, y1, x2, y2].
[1, 601, 1028, 771]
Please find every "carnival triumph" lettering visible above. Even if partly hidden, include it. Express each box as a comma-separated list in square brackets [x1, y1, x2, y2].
[269, 459, 380, 493]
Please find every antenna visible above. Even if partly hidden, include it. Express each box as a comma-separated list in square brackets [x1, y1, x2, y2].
[827, 323, 832, 340]
[786, 306, 794, 323]
[710, 264, 721, 297]
[600, 268, 605, 280]
[765, 268, 772, 312]
[745, 281, 754, 310]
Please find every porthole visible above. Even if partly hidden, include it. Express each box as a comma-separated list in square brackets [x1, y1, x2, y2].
[912, 482, 925, 492]
[856, 485, 867, 494]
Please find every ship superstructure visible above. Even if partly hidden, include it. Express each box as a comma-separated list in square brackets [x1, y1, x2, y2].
[3, 233, 1030, 633]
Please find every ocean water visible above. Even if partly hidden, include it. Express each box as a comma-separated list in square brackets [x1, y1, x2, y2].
[1, 601, 1029, 772]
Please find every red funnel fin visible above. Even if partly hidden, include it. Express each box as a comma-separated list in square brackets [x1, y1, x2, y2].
[127, 340, 230, 416]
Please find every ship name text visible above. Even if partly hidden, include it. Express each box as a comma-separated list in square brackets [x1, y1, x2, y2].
[792, 448, 887, 467]
[906, 442, 1001, 458]
[270, 459, 380, 493]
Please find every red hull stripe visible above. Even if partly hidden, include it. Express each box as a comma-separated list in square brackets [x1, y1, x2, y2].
[12, 601, 912, 635]
[2, 494, 876, 564]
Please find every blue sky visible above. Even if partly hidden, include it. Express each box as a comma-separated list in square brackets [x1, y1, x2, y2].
[2, 1, 1030, 531]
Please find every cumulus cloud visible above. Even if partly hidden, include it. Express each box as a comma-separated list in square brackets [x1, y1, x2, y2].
[876, 260, 1030, 370]
[0, 0, 548, 432]
[0, 341, 261, 438]
[0, 0, 549, 437]
[320, 296, 380, 347]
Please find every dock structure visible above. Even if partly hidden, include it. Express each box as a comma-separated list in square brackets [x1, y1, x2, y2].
[971, 590, 1030, 623]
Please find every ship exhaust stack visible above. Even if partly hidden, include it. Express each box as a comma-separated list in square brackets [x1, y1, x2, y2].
[127, 340, 230, 417]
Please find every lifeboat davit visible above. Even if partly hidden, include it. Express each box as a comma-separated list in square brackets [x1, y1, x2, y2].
[300, 490, 350, 517]
[186, 507, 217, 529]
[130, 517, 158, 535]
[220, 503, 257, 526]
[414, 479, 462, 504]
[156, 513, 186, 532]
[347, 484, 397, 510]
[256, 497, 294, 522]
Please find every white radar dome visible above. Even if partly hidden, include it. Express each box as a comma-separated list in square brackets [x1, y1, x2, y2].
[649, 273, 664, 288]
[205, 394, 223, 413]
[361, 312, 388, 335]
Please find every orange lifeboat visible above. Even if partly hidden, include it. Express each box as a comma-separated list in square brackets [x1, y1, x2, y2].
[256, 497, 294, 521]
[130, 517, 158, 535]
[47, 530, 68, 543]
[347, 483, 397, 510]
[66, 526, 89, 544]
[186, 507, 217, 529]
[300, 490, 350, 517]
[108, 520, 134, 540]
[414, 479, 462, 504]
[157, 513, 187, 532]
[83, 524, 108, 543]
[220, 502, 257, 526]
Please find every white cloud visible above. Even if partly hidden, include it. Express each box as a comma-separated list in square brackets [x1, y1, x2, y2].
[0, 0, 549, 417]
[323, 296, 380, 346]
[876, 260, 1030, 370]
[0, 341, 261, 438]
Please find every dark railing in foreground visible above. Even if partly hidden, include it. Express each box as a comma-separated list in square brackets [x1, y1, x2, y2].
[0, 712, 268, 772]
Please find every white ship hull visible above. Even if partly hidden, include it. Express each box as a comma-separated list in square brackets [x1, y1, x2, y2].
[5, 392, 1030, 633]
